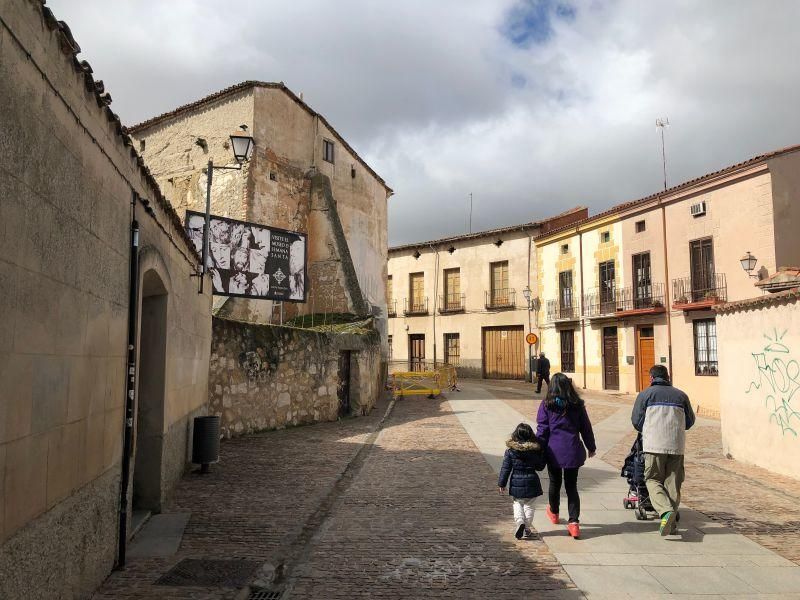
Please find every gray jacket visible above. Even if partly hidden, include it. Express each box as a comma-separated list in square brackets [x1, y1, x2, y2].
[631, 379, 695, 455]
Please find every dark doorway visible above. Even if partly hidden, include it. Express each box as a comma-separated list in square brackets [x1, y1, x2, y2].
[602, 326, 619, 390]
[133, 270, 168, 515]
[337, 351, 352, 417]
[409, 334, 425, 372]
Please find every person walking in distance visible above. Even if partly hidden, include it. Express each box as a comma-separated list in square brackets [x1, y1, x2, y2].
[631, 365, 695, 536]
[498, 423, 547, 540]
[536, 373, 596, 539]
[535, 352, 551, 393]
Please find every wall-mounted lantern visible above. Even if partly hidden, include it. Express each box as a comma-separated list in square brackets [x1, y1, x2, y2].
[740, 251, 758, 278]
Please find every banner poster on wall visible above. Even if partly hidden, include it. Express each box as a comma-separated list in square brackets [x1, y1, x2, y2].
[184, 210, 307, 302]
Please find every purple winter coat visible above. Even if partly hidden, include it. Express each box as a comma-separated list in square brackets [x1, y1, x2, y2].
[536, 399, 597, 469]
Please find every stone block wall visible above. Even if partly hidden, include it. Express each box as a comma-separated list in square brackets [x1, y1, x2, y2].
[209, 317, 383, 438]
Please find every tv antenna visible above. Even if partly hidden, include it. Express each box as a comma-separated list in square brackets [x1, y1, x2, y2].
[656, 117, 669, 191]
[468, 192, 473, 234]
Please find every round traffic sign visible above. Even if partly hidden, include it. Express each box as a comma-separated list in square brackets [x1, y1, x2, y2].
[526, 333, 538, 345]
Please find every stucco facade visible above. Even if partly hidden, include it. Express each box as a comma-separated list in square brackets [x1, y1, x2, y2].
[387, 209, 587, 379]
[535, 147, 800, 417]
[0, 2, 212, 598]
[129, 82, 391, 334]
[715, 290, 800, 479]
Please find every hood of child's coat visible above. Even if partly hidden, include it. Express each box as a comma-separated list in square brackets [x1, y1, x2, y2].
[506, 439, 541, 452]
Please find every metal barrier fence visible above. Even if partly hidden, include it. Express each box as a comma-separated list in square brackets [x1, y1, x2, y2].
[389, 363, 458, 398]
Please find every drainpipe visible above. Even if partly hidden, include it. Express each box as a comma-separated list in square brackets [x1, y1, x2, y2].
[430, 244, 439, 368]
[525, 228, 535, 382]
[660, 200, 674, 380]
[579, 229, 587, 389]
[117, 191, 140, 569]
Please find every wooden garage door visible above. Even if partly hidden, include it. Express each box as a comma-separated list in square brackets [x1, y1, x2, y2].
[482, 326, 525, 380]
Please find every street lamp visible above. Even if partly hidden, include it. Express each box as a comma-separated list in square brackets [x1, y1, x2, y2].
[740, 251, 758, 279]
[523, 286, 533, 383]
[198, 125, 255, 293]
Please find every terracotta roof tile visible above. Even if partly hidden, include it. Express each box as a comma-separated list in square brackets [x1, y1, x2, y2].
[714, 287, 800, 314]
[127, 81, 392, 193]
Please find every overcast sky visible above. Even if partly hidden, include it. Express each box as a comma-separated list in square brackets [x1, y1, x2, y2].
[49, 0, 800, 245]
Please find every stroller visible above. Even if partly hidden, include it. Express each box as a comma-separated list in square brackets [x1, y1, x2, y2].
[620, 434, 658, 521]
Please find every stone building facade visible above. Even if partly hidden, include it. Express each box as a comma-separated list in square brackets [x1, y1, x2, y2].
[0, 2, 212, 598]
[535, 145, 800, 416]
[386, 208, 587, 380]
[127, 81, 392, 332]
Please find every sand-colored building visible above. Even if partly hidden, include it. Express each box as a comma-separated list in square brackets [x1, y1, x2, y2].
[0, 3, 212, 597]
[128, 81, 393, 333]
[387, 208, 587, 379]
[536, 145, 800, 415]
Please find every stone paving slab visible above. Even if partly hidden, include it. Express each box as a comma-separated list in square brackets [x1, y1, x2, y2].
[450, 381, 800, 597]
[127, 513, 191, 558]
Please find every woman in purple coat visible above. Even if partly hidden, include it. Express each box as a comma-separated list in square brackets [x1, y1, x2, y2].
[536, 373, 596, 539]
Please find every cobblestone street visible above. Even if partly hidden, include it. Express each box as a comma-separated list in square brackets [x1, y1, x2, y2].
[93, 381, 800, 599]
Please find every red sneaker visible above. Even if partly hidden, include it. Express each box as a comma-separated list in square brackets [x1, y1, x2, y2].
[546, 506, 559, 524]
[567, 522, 580, 539]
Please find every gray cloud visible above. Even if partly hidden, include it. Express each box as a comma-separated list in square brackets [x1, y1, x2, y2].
[48, 0, 800, 245]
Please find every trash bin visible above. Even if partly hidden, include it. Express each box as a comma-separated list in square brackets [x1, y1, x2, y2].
[192, 415, 220, 473]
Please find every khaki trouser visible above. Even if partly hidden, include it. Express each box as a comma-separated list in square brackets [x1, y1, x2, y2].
[644, 453, 685, 517]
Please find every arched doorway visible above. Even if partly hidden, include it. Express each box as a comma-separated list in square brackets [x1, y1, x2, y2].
[132, 269, 168, 516]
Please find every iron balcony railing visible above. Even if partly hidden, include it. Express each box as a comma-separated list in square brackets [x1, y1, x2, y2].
[387, 300, 397, 318]
[583, 283, 667, 317]
[672, 273, 727, 305]
[439, 293, 465, 313]
[404, 297, 429, 316]
[485, 288, 516, 309]
[546, 298, 580, 322]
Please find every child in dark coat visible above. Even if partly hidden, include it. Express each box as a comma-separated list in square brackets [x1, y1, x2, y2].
[498, 423, 547, 539]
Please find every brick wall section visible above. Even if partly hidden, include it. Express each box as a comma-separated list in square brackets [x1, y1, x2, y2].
[209, 317, 382, 437]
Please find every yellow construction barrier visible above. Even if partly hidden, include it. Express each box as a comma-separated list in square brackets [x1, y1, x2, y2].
[390, 365, 458, 398]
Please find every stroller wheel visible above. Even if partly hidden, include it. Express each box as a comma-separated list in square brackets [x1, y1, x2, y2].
[623, 499, 630, 509]
[636, 505, 647, 520]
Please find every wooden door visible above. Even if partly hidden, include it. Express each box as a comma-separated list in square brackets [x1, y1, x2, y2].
[409, 334, 425, 372]
[409, 272, 424, 312]
[490, 261, 509, 305]
[690, 238, 714, 300]
[633, 252, 652, 308]
[444, 268, 461, 309]
[482, 326, 525, 379]
[637, 326, 655, 391]
[602, 327, 619, 390]
[599, 260, 616, 313]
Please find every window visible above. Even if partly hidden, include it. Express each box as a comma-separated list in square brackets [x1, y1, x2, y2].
[599, 260, 615, 312]
[693, 319, 718, 376]
[388, 335, 393, 361]
[635, 220, 646, 233]
[690, 237, 715, 300]
[490, 261, 509, 305]
[600, 231, 611, 243]
[409, 272, 424, 312]
[444, 333, 460, 366]
[323, 139, 335, 163]
[561, 244, 569, 255]
[443, 268, 461, 310]
[558, 270, 573, 309]
[560, 330, 575, 372]
[387, 275, 393, 303]
[633, 252, 652, 308]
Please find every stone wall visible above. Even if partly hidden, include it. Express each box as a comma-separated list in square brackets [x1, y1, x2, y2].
[209, 317, 382, 438]
[716, 290, 800, 480]
[0, 2, 212, 598]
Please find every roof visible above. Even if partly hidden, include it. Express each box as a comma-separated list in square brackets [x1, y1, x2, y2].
[127, 81, 392, 194]
[536, 143, 800, 242]
[754, 267, 800, 292]
[31, 3, 198, 260]
[714, 287, 800, 314]
[388, 206, 588, 253]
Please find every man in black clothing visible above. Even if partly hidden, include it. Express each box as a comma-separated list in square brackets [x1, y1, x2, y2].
[535, 352, 551, 393]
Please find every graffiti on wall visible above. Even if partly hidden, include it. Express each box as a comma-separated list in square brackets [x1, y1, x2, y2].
[745, 328, 800, 436]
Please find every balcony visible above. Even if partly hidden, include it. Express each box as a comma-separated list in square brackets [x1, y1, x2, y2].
[582, 288, 618, 319]
[439, 293, 465, 314]
[387, 300, 397, 318]
[615, 283, 667, 317]
[404, 297, 429, 316]
[546, 299, 580, 322]
[485, 288, 516, 310]
[672, 274, 727, 310]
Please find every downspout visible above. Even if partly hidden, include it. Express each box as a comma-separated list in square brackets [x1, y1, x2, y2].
[430, 244, 439, 368]
[117, 190, 140, 569]
[525, 228, 535, 382]
[660, 200, 674, 380]
[579, 229, 587, 389]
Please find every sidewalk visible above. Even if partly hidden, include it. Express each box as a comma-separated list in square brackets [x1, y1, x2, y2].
[450, 381, 800, 598]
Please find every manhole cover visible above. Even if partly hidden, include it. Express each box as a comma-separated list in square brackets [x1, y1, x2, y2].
[156, 558, 261, 587]
[248, 588, 284, 600]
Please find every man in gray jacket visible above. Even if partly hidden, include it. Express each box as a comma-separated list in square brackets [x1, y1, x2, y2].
[631, 365, 695, 536]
